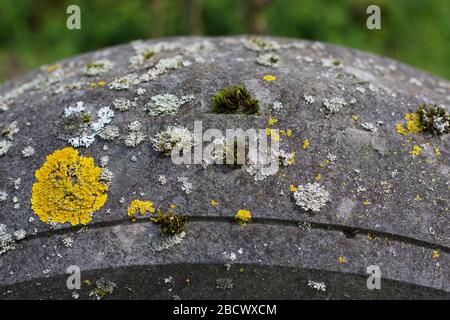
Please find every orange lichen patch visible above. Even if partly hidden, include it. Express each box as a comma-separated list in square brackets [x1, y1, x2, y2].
[127, 200, 155, 220]
[233, 209, 252, 225]
[31, 147, 108, 226]
[262, 74, 277, 81]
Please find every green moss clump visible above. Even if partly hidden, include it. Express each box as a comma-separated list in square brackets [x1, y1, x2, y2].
[417, 104, 449, 135]
[211, 85, 259, 115]
[151, 210, 187, 235]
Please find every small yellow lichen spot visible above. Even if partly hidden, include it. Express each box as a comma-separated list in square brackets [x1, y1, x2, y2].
[83, 280, 92, 286]
[31, 147, 108, 226]
[352, 115, 359, 122]
[367, 232, 376, 241]
[210, 199, 218, 207]
[268, 117, 278, 126]
[263, 74, 277, 81]
[315, 174, 322, 182]
[409, 144, 421, 157]
[362, 200, 371, 206]
[234, 209, 252, 225]
[338, 256, 348, 264]
[127, 199, 155, 220]
[302, 139, 310, 150]
[395, 123, 408, 136]
[404, 113, 423, 134]
[47, 63, 62, 73]
[169, 203, 177, 209]
[289, 184, 297, 192]
[265, 128, 280, 141]
[434, 147, 441, 156]
[414, 194, 423, 202]
[432, 249, 440, 260]
[287, 153, 296, 165]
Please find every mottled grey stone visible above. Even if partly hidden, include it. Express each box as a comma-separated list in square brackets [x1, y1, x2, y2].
[0, 36, 448, 299]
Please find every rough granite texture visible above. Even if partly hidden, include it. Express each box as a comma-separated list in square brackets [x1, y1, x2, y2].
[0, 36, 448, 299]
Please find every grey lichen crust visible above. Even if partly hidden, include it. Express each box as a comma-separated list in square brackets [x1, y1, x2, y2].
[0, 36, 449, 299]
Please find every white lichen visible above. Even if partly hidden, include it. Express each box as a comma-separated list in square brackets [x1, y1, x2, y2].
[308, 280, 326, 292]
[151, 125, 194, 155]
[108, 73, 140, 90]
[177, 177, 193, 195]
[0, 140, 12, 156]
[142, 56, 191, 81]
[21, 146, 35, 158]
[112, 98, 137, 111]
[2, 121, 19, 140]
[124, 121, 146, 147]
[149, 231, 186, 252]
[0, 191, 8, 202]
[323, 97, 347, 114]
[271, 101, 283, 112]
[98, 125, 120, 141]
[158, 175, 167, 185]
[13, 229, 26, 241]
[304, 95, 316, 104]
[145, 94, 194, 117]
[293, 182, 330, 212]
[256, 53, 279, 67]
[84, 59, 114, 77]
[62, 237, 74, 248]
[0, 224, 15, 255]
[64, 101, 85, 117]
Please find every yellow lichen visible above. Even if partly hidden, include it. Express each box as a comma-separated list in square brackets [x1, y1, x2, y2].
[405, 113, 423, 134]
[210, 199, 218, 207]
[338, 256, 348, 264]
[289, 184, 297, 192]
[31, 147, 108, 226]
[315, 174, 322, 182]
[395, 123, 408, 136]
[362, 200, 371, 206]
[302, 139, 310, 150]
[432, 249, 440, 260]
[409, 144, 421, 157]
[265, 128, 280, 141]
[127, 199, 155, 221]
[434, 147, 441, 156]
[351, 115, 359, 122]
[262, 74, 277, 81]
[234, 209, 252, 225]
[268, 117, 278, 126]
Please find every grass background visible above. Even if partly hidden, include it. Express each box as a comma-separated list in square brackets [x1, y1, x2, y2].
[0, 0, 448, 81]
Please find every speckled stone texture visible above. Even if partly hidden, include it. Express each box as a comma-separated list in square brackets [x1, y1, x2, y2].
[0, 36, 449, 299]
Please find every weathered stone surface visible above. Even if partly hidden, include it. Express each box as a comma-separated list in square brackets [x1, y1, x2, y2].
[0, 36, 449, 299]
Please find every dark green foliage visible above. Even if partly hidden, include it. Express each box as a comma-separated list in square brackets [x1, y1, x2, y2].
[211, 85, 259, 115]
[151, 210, 187, 235]
[417, 104, 450, 135]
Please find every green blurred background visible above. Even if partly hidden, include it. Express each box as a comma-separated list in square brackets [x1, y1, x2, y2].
[0, 0, 449, 82]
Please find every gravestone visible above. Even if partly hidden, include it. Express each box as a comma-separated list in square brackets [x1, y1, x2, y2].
[0, 36, 449, 299]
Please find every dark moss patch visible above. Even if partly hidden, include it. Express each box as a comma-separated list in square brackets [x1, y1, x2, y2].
[151, 210, 187, 235]
[211, 85, 259, 115]
[417, 104, 449, 135]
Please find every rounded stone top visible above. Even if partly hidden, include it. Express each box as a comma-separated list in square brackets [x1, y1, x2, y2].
[0, 36, 449, 299]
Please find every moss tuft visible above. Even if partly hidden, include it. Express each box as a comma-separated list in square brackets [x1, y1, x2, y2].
[211, 85, 259, 115]
[151, 209, 187, 235]
[417, 104, 449, 135]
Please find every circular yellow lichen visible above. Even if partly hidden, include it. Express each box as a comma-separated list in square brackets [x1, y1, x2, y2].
[234, 209, 252, 225]
[31, 147, 108, 225]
